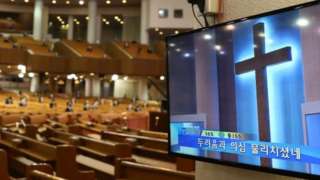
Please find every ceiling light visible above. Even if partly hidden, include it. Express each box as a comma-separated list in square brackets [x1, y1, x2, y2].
[169, 43, 175, 47]
[106, 0, 111, 4]
[174, 30, 179, 34]
[24, 0, 29, 3]
[102, 18, 107, 22]
[175, 48, 181, 52]
[203, 34, 213, 40]
[122, 0, 127, 3]
[45, 72, 49, 76]
[160, 76, 165, 81]
[120, 21, 124, 24]
[66, 0, 70, 4]
[90, 73, 95, 76]
[7, 65, 11, 69]
[114, 16, 119, 20]
[10, 0, 15, 2]
[52, 0, 56, 4]
[76, 21, 80, 25]
[184, 53, 191, 58]
[105, 21, 110, 25]
[159, 31, 163, 35]
[155, 28, 159, 31]
[214, 45, 222, 51]
[296, 17, 309, 27]
[73, 19, 78, 22]
[111, 74, 119, 81]
[28, 72, 35, 78]
[258, 32, 265, 37]
[123, 76, 128, 81]
[226, 24, 235, 31]
[78, 0, 84, 5]
[86, 16, 89, 20]
[18, 73, 24, 78]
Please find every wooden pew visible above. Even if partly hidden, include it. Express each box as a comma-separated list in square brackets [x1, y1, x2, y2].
[0, 130, 95, 180]
[43, 126, 132, 162]
[0, 149, 10, 180]
[70, 124, 195, 172]
[0, 148, 65, 180]
[28, 170, 67, 180]
[100, 128, 169, 159]
[115, 159, 195, 180]
[41, 126, 132, 179]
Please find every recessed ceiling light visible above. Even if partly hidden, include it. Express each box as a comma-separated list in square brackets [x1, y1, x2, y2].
[160, 76, 165, 81]
[225, 24, 235, 31]
[296, 17, 309, 27]
[18, 73, 24, 78]
[10, 0, 15, 2]
[203, 34, 213, 40]
[52, 0, 56, 4]
[66, 0, 70, 4]
[111, 74, 119, 81]
[24, 0, 29, 3]
[79, 0, 84, 5]
[214, 45, 222, 51]
[184, 53, 191, 58]
[122, 0, 127, 4]
[106, 0, 111, 4]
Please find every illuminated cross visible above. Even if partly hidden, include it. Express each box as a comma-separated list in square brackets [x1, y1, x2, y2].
[235, 23, 292, 166]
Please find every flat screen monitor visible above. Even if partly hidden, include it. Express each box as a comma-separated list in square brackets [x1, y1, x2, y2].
[167, 1, 320, 178]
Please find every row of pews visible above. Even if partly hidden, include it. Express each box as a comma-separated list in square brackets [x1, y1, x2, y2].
[0, 111, 195, 180]
[62, 40, 110, 59]
[0, 148, 67, 180]
[0, 35, 56, 56]
[114, 41, 162, 61]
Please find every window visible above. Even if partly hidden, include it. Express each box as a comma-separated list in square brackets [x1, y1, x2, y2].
[158, 9, 168, 18]
[174, 9, 183, 18]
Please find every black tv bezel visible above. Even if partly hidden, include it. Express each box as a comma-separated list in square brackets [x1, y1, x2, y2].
[166, 1, 320, 179]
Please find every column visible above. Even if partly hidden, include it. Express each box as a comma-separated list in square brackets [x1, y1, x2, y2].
[65, 79, 73, 96]
[137, 79, 148, 101]
[42, 6, 49, 39]
[122, 16, 140, 42]
[87, 0, 97, 44]
[95, 13, 102, 44]
[91, 78, 101, 97]
[140, 0, 149, 44]
[33, 0, 48, 40]
[85, 78, 92, 97]
[67, 16, 74, 40]
[30, 74, 40, 93]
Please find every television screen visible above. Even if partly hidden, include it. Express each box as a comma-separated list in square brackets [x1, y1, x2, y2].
[167, 1, 320, 178]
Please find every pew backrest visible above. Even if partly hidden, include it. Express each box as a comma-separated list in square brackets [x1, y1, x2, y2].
[116, 160, 195, 180]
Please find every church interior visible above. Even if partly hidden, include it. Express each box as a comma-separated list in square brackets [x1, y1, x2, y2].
[0, 0, 316, 180]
